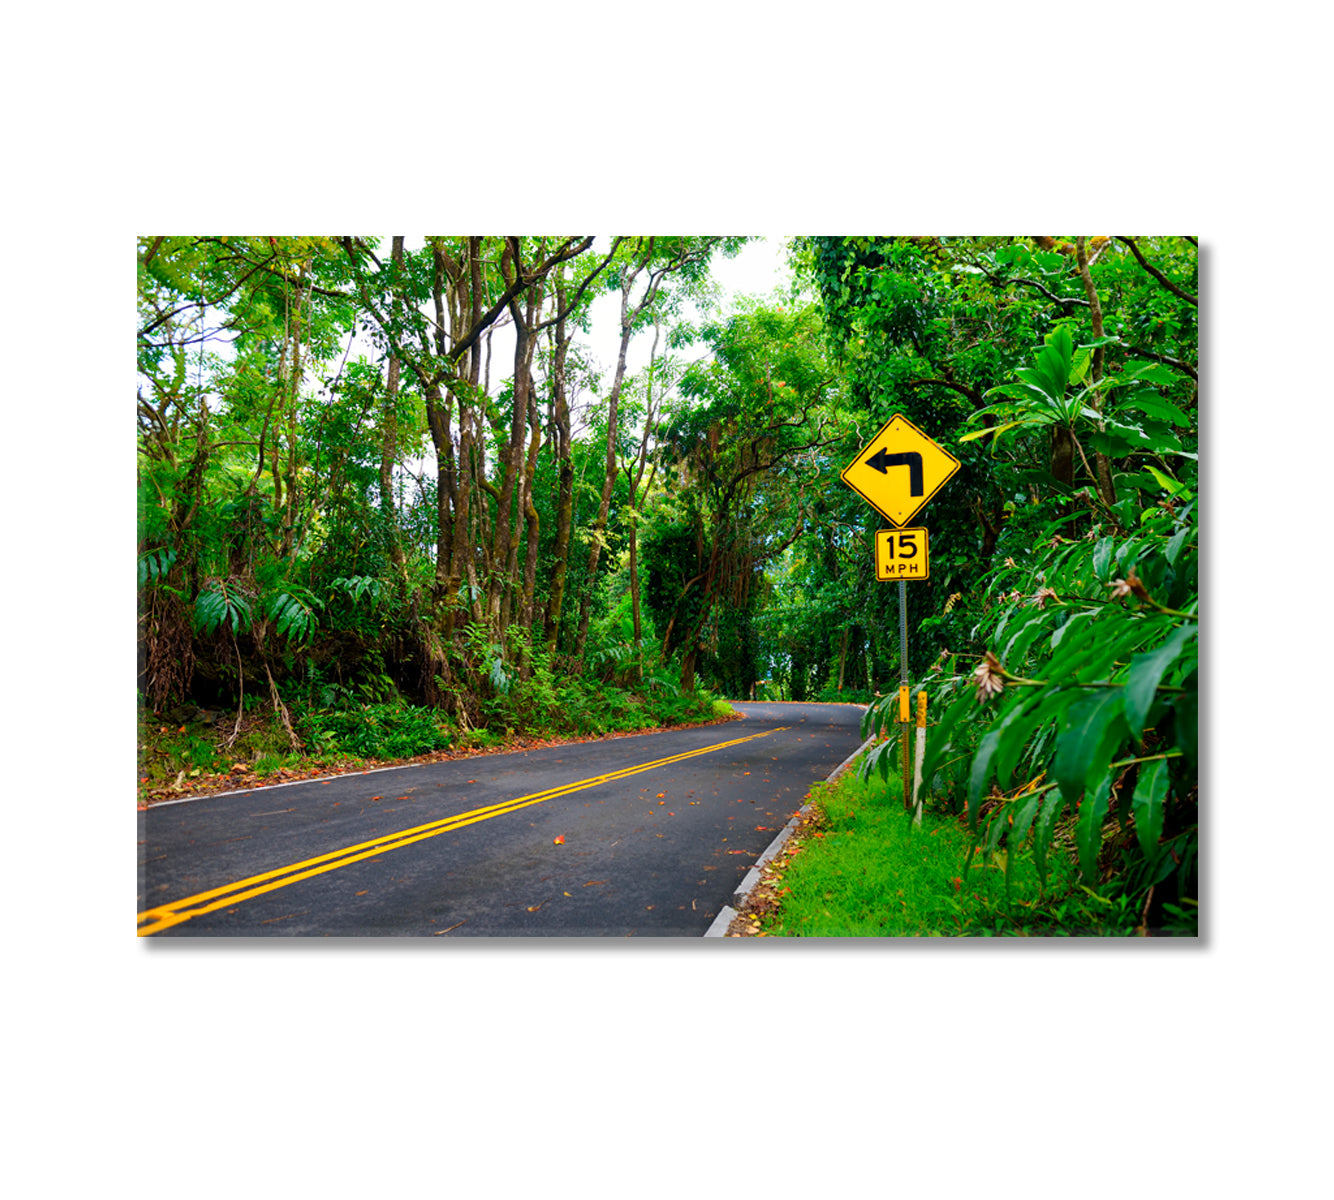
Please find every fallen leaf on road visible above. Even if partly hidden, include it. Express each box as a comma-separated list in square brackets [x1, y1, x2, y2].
[527, 902, 546, 912]
[553, 835, 565, 844]
[583, 880, 608, 887]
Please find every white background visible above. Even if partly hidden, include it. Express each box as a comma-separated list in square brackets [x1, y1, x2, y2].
[6, 2, 1327, 1197]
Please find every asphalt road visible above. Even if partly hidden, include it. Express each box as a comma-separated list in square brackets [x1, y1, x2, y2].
[137, 701, 867, 938]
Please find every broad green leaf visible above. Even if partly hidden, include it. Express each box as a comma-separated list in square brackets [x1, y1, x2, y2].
[981, 381, 1038, 402]
[967, 724, 1007, 829]
[1165, 524, 1192, 567]
[857, 741, 894, 784]
[138, 548, 177, 587]
[996, 684, 1086, 785]
[959, 419, 1038, 442]
[1048, 614, 1139, 681]
[993, 693, 1042, 787]
[1075, 768, 1113, 884]
[1131, 758, 1169, 860]
[1009, 787, 1044, 846]
[1016, 367, 1062, 406]
[1092, 537, 1114, 582]
[1144, 465, 1184, 495]
[1116, 391, 1191, 427]
[1050, 609, 1096, 651]
[919, 691, 976, 783]
[1124, 623, 1198, 739]
[1045, 324, 1074, 386]
[1077, 618, 1162, 684]
[1127, 362, 1181, 386]
[1070, 346, 1093, 387]
[1003, 610, 1052, 667]
[1054, 689, 1126, 803]
[1032, 787, 1067, 889]
[862, 691, 897, 739]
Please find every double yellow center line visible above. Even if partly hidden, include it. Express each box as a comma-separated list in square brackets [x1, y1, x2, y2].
[138, 725, 789, 936]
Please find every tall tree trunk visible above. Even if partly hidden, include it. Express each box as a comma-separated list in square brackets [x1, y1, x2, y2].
[545, 274, 576, 654]
[678, 535, 724, 695]
[573, 255, 646, 659]
[379, 237, 409, 598]
[493, 268, 541, 636]
[626, 322, 661, 684]
[518, 385, 542, 671]
[1076, 236, 1117, 514]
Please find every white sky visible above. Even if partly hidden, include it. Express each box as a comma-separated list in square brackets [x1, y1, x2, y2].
[582, 234, 796, 383]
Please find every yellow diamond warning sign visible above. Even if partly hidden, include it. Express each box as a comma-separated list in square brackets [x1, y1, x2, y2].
[841, 414, 960, 526]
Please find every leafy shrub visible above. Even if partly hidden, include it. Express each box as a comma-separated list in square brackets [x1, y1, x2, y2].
[298, 702, 451, 760]
[862, 327, 1199, 931]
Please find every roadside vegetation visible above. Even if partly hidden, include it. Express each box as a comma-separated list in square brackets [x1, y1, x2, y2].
[137, 659, 733, 806]
[139, 236, 1197, 929]
[738, 769, 1196, 937]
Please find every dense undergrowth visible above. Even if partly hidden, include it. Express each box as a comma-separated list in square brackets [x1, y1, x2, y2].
[749, 770, 1196, 937]
[137, 662, 733, 805]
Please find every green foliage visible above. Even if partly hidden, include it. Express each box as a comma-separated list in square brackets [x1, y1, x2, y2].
[861, 299, 1198, 925]
[298, 702, 451, 761]
[331, 575, 385, 608]
[267, 588, 321, 643]
[195, 580, 254, 636]
[760, 772, 1145, 937]
[138, 547, 178, 588]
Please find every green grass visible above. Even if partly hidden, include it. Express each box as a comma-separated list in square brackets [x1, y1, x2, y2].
[759, 770, 1147, 937]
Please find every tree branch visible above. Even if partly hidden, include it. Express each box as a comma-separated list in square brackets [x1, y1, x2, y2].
[971, 259, 1088, 309]
[1124, 345, 1198, 382]
[1116, 236, 1197, 307]
[905, 377, 984, 406]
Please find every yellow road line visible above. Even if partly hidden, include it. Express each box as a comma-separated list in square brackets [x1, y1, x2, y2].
[138, 726, 789, 936]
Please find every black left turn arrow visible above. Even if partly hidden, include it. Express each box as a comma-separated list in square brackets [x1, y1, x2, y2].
[866, 448, 924, 495]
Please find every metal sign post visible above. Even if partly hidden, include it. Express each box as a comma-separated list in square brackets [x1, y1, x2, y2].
[842, 414, 960, 815]
[899, 579, 911, 810]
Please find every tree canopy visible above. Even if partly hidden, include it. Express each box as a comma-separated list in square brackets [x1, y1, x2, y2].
[138, 233, 1198, 923]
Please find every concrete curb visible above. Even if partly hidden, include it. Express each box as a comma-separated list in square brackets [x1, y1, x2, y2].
[703, 726, 875, 938]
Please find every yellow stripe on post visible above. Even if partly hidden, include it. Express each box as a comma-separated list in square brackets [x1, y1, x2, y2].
[913, 689, 928, 824]
[899, 685, 910, 724]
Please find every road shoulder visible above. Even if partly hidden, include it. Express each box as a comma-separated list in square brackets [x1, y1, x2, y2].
[704, 727, 874, 938]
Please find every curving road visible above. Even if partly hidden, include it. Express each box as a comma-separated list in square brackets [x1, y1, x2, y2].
[137, 701, 867, 937]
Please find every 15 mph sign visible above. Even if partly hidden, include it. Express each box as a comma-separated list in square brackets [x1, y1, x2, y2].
[841, 414, 960, 527]
[875, 528, 929, 580]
